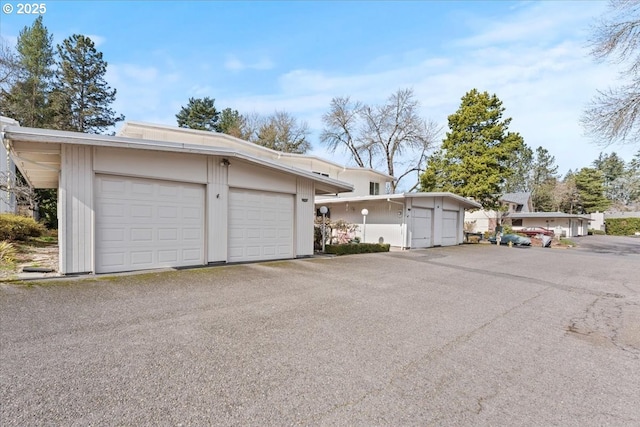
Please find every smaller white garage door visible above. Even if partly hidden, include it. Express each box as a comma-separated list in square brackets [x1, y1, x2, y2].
[411, 207, 432, 248]
[442, 210, 459, 246]
[228, 189, 293, 262]
[95, 175, 205, 273]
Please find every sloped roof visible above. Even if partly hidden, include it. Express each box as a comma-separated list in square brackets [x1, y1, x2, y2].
[501, 192, 532, 211]
[315, 192, 482, 209]
[507, 212, 591, 220]
[1, 124, 353, 194]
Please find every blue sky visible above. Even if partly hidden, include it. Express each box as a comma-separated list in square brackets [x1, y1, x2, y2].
[1, 0, 637, 180]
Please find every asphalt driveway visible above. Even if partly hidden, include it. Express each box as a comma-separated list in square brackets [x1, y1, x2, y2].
[572, 234, 640, 255]
[1, 242, 639, 426]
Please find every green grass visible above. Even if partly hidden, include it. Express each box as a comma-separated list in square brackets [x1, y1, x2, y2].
[560, 238, 575, 246]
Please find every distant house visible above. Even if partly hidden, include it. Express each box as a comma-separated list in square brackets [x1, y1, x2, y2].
[464, 192, 590, 237]
[464, 192, 533, 233]
[506, 212, 591, 238]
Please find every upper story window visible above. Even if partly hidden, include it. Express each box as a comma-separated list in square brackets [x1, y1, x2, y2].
[369, 182, 380, 195]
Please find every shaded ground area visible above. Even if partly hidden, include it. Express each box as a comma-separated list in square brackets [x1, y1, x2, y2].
[1, 244, 639, 426]
[572, 234, 640, 255]
[0, 239, 58, 281]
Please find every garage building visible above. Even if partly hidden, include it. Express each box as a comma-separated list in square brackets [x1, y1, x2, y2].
[1, 122, 352, 274]
[315, 193, 482, 248]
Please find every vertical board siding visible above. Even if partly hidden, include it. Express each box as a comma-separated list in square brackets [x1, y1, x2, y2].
[296, 179, 314, 256]
[60, 145, 93, 274]
[207, 157, 229, 262]
[0, 134, 16, 213]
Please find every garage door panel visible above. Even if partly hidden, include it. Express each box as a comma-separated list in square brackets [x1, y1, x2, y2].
[95, 175, 204, 273]
[228, 189, 293, 262]
[131, 251, 152, 266]
[131, 228, 153, 242]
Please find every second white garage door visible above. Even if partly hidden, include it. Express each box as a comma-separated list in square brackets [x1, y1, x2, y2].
[228, 189, 294, 262]
[95, 175, 205, 273]
[411, 207, 432, 248]
[442, 210, 459, 246]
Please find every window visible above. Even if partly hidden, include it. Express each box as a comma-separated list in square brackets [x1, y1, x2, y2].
[515, 204, 523, 212]
[512, 219, 523, 226]
[369, 182, 380, 195]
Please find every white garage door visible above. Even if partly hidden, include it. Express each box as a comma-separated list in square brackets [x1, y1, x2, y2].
[442, 210, 459, 246]
[228, 189, 293, 262]
[95, 175, 205, 273]
[411, 207, 432, 248]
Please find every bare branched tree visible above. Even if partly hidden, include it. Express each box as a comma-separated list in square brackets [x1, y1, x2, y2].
[0, 170, 37, 211]
[321, 88, 439, 193]
[320, 97, 368, 167]
[583, 0, 640, 145]
[237, 111, 310, 154]
[0, 37, 20, 92]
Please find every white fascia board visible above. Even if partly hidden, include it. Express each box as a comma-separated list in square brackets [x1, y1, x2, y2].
[316, 192, 482, 209]
[3, 125, 353, 194]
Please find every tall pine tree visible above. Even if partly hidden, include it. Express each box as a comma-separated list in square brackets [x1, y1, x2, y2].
[530, 147, 559, 211]
[421, 89, 525, 209]
[0, 16, 54, 127]
[52, 34, 123, 133]
[176, 97, 220, 132]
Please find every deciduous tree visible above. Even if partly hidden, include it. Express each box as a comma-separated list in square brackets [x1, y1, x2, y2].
[253, 111, 310, 154]
[321, 88, 439, 193]
[583, 0, 640, 145]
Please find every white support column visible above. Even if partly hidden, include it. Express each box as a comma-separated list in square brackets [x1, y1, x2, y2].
[59, 145, 93, 274]
[207, 157, 229, 263]
[295, 178, 314, 257]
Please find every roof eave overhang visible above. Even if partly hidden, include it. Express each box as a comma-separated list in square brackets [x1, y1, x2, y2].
[2, 126, 353, 194]
[315, 192, 482, 209]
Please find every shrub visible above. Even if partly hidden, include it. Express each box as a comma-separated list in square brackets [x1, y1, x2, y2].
[325, 243, 390, 255]
[0, 241, 17, 264]
[605, 218, 640, 236]
[588, 228, 606, 235]
[0, 214, 46, 241]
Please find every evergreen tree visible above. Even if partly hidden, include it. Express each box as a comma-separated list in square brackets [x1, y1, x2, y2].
[218, 107, 244, 137]
[530, 147, 559, 211]
[593, 152, 627, 204]
[420, 89, 525, 209]
[574, 167, 611, 213]
[503, 143, 533, 193]
[176, 97, 220, 132]
[52, 34, 123, 133]
[0, 16, 54, 127]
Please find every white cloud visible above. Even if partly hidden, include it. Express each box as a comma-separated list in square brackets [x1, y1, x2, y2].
[86, 34, 106, 47]
[107, 63, 182, 125]
[104, 1, 636, 174]
[224, 54, 274, 71]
